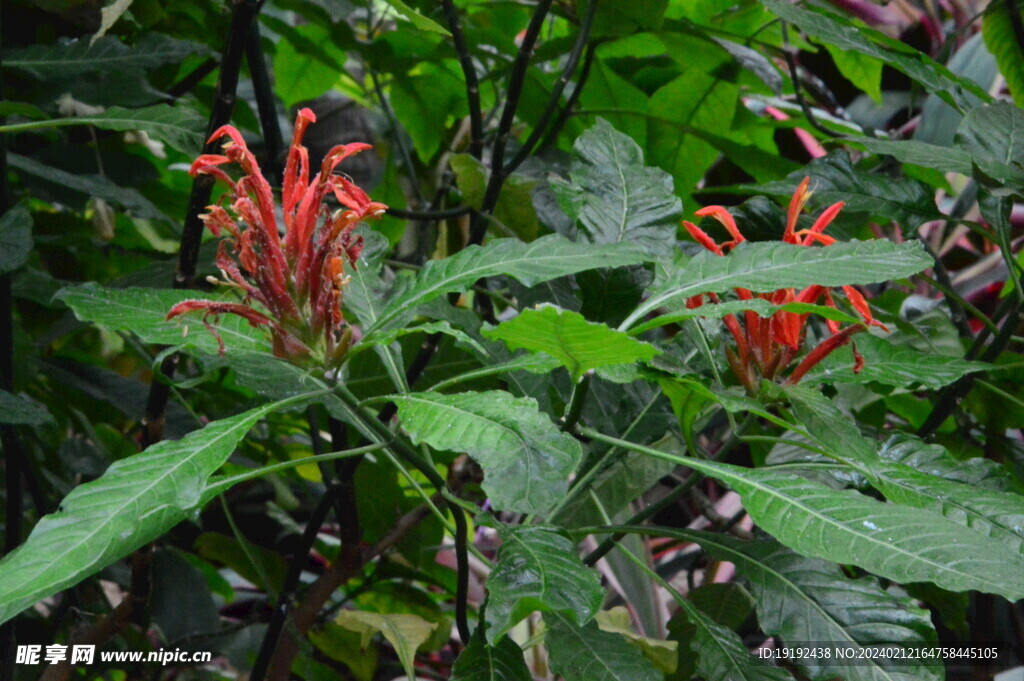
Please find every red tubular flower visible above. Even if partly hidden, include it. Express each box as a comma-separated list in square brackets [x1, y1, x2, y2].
[683, 177, 887, 391]
[166, 109, 387, 366]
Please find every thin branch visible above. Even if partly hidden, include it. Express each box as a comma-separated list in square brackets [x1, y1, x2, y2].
[504, 0, 599, 174]
[261, 386, 473, 679]
[369, 69, 426, 205]
[166, 57, 219, 100]
[386, 204, 473, 221]
[47, 5, 264, 674]
[441, 0, 484, 159]
[561, 373, 592, 432]
[918, 298, 1024, 438]
[468, 0, 555, 246]
[384, 1, 560, 401]
[780, 21, 847, 140]
[334, 383, 472, 642]
[581, 418, 752, 566]
[246, 21, 284, 186]
[253, 406, 365, 681]
[250, 471, 350, 681]
[919, 240, 974, 338]
[917, 273, 996, 335]
[538, 42, 596, 153]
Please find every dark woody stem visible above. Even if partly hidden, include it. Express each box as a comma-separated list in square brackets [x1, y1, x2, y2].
[142, 0, 262, 448]
[0, 22, 26, 678]
[503, 0, 599, 174]
[468, 0, 555, 246]
[40, 7, 266, 681]
[246, 21, 284, 186]
[441, 0, 483, 159]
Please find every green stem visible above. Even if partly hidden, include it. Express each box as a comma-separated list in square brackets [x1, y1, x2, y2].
[204, 442, 387, 497]
[976, 378, 1024, 411]
[579, 417, 754, 566]
[917, 273, 999, 335]
[561, 373, 592, 432]
[331, 382, 473, 642]
[544, 392, 663, 523]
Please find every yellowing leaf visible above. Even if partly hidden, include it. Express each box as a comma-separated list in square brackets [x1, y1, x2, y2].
[335, 611, 439, 680]
[595, 607, 678, 673]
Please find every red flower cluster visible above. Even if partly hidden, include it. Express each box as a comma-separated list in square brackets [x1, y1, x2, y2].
[683, 178, 885, 391]
[167, 109, 386, 366]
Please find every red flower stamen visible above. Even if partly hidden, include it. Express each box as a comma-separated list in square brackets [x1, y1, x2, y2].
[784, 177, 812, 243]
[167, 110, 386, 364]
[695, 206, 745, 244]
[682, 177, 884, 388]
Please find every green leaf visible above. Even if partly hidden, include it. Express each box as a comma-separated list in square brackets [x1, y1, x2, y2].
[4, 34, 206, 79]
[549, 118, 681, 258]
[847, 136, 972, 175]
[629, 299, 862, 336]
[0, 390, 52, 426]
[762, 0, 990, 110]
[272, 23, 345, 108]
[589, 0, 667, 37]
[353, 320, 487, 357]
[781, 383, 878, 465]
[484, 305, 659, 382]
[879, 434, 1021, 492]
[752, 153, 943, 229]
[362, 234, 649, 344]
[390, 391, 583, 515]
[983, 3, 1024, 107]
[309, 623, 379, 681]
[955, 101, 1024, 191]
[9, 153, 169, 223]
[554, 443, 676, 528]
[0, 105, 207, 156]
[546, 613, 662, 681]
[335, 611, 439, 680]
[802, 333, 989, 388]
[67, 105, 204, 155]
[612, 442, 1024, 600]
[648, 70, 739, 202]
[714, 38, 783, 95]
[394, 65, 466, 162]
[485, 526, 603, 640]
[450, 154, 539, 239]
[827, 45, 883, 104]
[381, 0, 450, 34]
[675, 600, 792, 681]
[0, 102, 47, 120]
[579, 57, 649, 147]
[451, 633, 532, 681]
[194, 532, 287, 596]
[672, 530, 939, 681]
[868, 462, 1024, 555]
[691, 461, 1024, 600]
[0, 204, 32, 274]
[623, 239, 931, 330]
[0, 395, 315, 626]
[55, 283, 268, 355]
